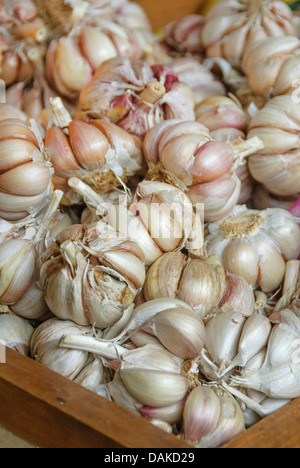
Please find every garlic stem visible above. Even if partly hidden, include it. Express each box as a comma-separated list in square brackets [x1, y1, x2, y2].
[139, 82, 166, 105]
[68, 177, 106, 213]
[255, 291, 268, 310]
[49, 97, 73, 129]
[34, 190, 63, 242]
[221, 381, 266, 418]
[230, 136, 264, 168]
[59, 334, 127, 360]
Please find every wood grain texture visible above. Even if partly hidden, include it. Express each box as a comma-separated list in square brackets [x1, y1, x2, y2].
[0, 348, 191, 449]
[136, 0, 205, 31]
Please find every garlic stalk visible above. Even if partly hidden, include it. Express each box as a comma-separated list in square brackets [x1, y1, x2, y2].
[243, 36, 300, 98]
[0, 312, 34, 355]
[0, 116, 53, 221]
[143, 119, 263, 222]
[45, 98, 143, 205]
[39, 223, 146, 328]
[206, 205, 300, 293]
[144, 252, 255, 320]
[202, 0, 295, 69]
[78, 57, 195, 137]
[248, 96, 300, 197]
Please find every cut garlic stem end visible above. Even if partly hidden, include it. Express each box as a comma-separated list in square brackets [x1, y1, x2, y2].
[230, 137, 264, 168]
[34, 189, 63, 242]
[27, 47, 45, 74]
[49, 97, 73, 129]
[139, 82, 166, 105]
[68, 177, 106, 213]
[282, 260, 300, 298]
[59, 334, 127, 360]
[255, 291, 268, 310]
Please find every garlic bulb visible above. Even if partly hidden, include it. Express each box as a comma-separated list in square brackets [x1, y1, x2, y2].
[40, 223, 146, 328]
[231, 308, 300, 400]
[248, 96, 300, 197]
[143, 119, 263, 222]
[0, 312, 34, 355]
[144, 252, 255, 320]
[30, 317, 91, 380]
[78, 57, 195, 137]
[182, 386, 245, 448]
[195, 95, 253, 204]
[0, 116, 53, 221]
[70, 177, 201, 267]
[167, 57, 226, 105]
[45, 98, 143, 205]
[243, 36, 300, 98]
[162, 14, 205, 55]
[0, 190, 67, 321]
[206, 205, 300, 293]
[202, 0, 295, 69]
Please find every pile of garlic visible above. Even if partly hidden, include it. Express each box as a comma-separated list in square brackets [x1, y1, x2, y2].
[2, 0, 300, 450]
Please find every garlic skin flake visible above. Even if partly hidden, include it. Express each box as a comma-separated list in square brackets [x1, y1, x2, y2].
[206, 205, 300, 293]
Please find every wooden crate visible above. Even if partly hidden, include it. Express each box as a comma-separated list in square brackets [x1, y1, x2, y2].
[1, 0, 300, 449]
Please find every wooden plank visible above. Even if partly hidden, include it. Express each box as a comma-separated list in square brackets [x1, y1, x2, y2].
[136, 0, 205, 31]
[0, 348, 192, 449]
[224, 399, 300, 448]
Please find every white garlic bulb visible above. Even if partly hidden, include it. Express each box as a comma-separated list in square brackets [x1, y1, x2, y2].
[0, 313, 35, 355]
[40, 223, 146, 328]
[202, 0, 295, 69]
[0, 116, 53, 221]
[144, 252, 255, 320]
[248, 96, 300, 197]
[30, 317, 91, 380]
[206, 205, 300, 293]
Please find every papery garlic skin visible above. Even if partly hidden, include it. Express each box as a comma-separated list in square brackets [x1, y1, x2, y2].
[248, 96, 300, 197]
[0, 118, 52, 221]
[0, 313, 34, 355]
[40, 224, 146, 328]
[206, 205, 300, 293]
[78, 58, 195, 137]
[202, 0, 295, 69]
[30, 317, 91, 380]
[243, 36, 300, 98]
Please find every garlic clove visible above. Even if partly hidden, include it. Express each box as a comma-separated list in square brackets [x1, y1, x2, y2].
[191, 141, 234, 184]
[45, 127, 81, 177]
[183, 386, 221, 443]
[0, 239, 36, 304]
[54, 37, 93, 94]
[68, 120, 109, 170]
[0, 313, 34, 355]
[0, 162, 50, 196]
[256, 235, 286, 294]
[80, 26, 118, 71]
[143, 251, 187, 301]
[142, 307, 206, 360]
[140, 399, 185, 424]
[0, 140, 38, 173]
[0, 120, 39, 146]
[120, 368, 189, 408]
[221, 239, 260, 288]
